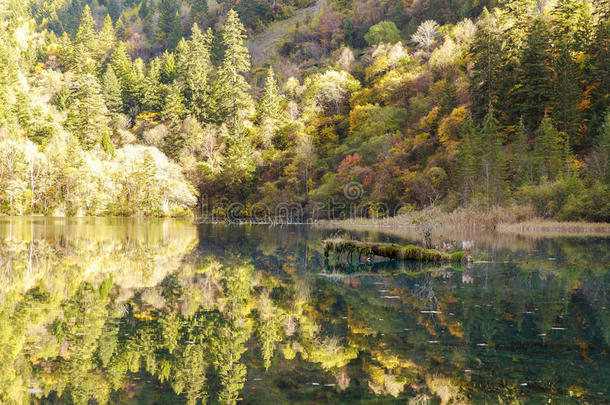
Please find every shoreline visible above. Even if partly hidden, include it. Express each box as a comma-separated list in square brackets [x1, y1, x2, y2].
[2, 215, 610, 237]
[313, 218, 610, 237]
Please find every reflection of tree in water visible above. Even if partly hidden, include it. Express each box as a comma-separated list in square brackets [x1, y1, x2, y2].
[0, 223, 608, 404]
[413, 275, 439, 311]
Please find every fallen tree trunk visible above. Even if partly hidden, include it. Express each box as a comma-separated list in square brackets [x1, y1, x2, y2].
[323, 239, 468, 263]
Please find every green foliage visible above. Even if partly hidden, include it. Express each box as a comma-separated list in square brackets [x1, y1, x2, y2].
[215, 9, 254, 133]
[102, 66, 123, 114]
[257, 67, 282, 122]
[516, 18, 553, 130]
[469, 9, 503, 121]
[364, 21, 401, 45]
[0, 1, 609, 221]
[533, 115, 563, 181]
[518, 176, 610, 221]
[181, 24, 214, 122]
[66, 73, 112, 150]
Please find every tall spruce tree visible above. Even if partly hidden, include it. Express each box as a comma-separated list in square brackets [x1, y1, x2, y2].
[533, 115, 563, 181]
[162, 84, 187, 159]
[74, 5, 96, 53]
[183, 24, 213, 122]
[478, 109, 507, 205]
[141, 58, 164, 112]
[191, 0, 209, 29]
[102, 65, 123, 114]
[469, 9, 503, 122]
[99, 15, 116, 59]
[73, 5, 97, 73]
[66, 73, 112, 150]
[552, 45, 581, 141]
[257, 67, 282, 122]
[456, 114, 478, 204]
[512, 118, 532, 185]
[594, 110, 610, 184]
[517, 18, 553, 131]
[159, 0, 181, 49]
[0, 34, 19, 130]
[110, 43, 138, 116]
[168, 12, 184, 50]
[214, 10, 254, 135]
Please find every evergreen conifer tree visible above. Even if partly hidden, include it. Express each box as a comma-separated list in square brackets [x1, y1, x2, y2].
[512, 118, 532, 185]
[533, 115, 563, 181]
[517, 18, 553, 130]
[257, 67, 282, 122]
[214, 10, 254, 135]
[478, 109, 506, 205]
[552, 45, 581, 141]
[469, 9, 503, 122]
[99, 14, 116, 59]
[182, 23, 214, 122]
[66, 73, 112, 149]
[456, 114, 478, 204]
[162, 84, 187, 159]
[102, 65, 123, 114]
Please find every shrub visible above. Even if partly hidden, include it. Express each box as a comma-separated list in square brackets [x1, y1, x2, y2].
[365, 21, 401, 46]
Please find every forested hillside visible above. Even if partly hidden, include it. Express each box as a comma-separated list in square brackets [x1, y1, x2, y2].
[0, 0, 608, 219]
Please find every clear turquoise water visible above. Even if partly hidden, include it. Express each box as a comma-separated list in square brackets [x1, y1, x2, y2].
[0, 218, 608, 404]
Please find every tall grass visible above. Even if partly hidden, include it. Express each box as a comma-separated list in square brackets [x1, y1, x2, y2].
[316, 205, 610, 235]
[317, 206, 534, 231]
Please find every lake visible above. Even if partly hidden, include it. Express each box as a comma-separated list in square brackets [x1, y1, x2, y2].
[0, 217, 608, 404]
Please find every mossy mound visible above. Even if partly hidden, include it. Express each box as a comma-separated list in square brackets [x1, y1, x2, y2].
[323, 239, 468, 263]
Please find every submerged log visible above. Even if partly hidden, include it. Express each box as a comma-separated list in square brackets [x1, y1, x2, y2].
[323, 239, 468, 263]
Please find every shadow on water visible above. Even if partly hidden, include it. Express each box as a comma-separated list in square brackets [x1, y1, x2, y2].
[0, 218, 608, 404]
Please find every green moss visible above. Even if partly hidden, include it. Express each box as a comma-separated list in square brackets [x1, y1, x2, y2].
[323, 239, 469, 263]
[450, 251, 466, 262]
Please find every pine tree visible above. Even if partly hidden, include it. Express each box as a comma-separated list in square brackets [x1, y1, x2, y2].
[562, 133, 574, 177]
[594, 110, 610, 183]
[66, 73, 112, 150]
[552, 0, 595, 52]
[552, 45, 581, 141]
[469, 9, 503, 122]
[162, 84, 187, 159]
[215, 10, 253, 135]
[512, 118, 532, 185]
[73, 5, 97, 73]
[102, 66, 123, 114]
[159, 0, 179, 48]
[74, 5, 96, 53]
[257, 67, 282, 122]
[141, 58, 164, 112]
[587, 2, 610, 139]
[110, 43, 138, 115]
[168, 11, 184, 50]
[182, 24, 214, 122]
[438, 77, 457, 117]
[115, 16, 126, 40]
[101, 132, 115, 156]
[99, 15, 116, 60]
[191, 0, 209, 29]
[533, 115, 563, 181]
[160, 50, 178, 84]
[516, 18, 553, 131]
[478, 109, 506, 205]
[456, 114, 478, 204]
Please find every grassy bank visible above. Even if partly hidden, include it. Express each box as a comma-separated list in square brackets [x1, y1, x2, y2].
[497, 221, 610, 236]
[315, 206, 610, 236]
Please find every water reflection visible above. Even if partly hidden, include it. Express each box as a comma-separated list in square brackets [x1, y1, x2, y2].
[0, 219, 608, 404]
